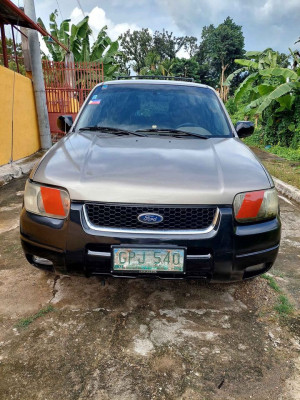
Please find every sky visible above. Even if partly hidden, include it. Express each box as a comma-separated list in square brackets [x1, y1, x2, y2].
[11, 0, 300, 56]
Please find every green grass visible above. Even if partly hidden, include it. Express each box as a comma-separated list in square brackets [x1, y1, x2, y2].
[265, 145, 300, 163]
[16, 305, 54, 328]
[274, 295, 294, 316]
[262, 160, 300, 189]
[243, 137, 300, 189]
[261, 274, 294, 317]
[261, 274, 281, 292]
[243, 136, 300, 163]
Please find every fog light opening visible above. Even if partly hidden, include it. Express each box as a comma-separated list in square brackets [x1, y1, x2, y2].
[32, 255, 53, 266]
[245, 264, 264, 272]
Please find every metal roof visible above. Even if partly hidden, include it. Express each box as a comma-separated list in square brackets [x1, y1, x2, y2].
[0, 0, 47, 35]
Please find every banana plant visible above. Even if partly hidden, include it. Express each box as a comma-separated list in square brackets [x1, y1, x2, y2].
[225, 49, 299, 117]
[224, 49, 283, 101]
[38, 12, 120, 79]
[246, 69, 300, 114]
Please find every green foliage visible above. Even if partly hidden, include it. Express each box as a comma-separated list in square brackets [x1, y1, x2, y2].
[159, 58, 175, 76]
[120, 28, 152, 74]
[242, 129, 265, 147]
[140, 51, 161, 75]
[38, 11, 119, 79]
[224, 67, 246, 86]
[274, 295, 294, 316]
[120, 28, 197, 74]
[261, 274, 281, 292]
[235, 58, 258, 69]
[152, 30, 196, 60]
[259, 67, 298, 80]
[227, 47, 300, 148]
[195, 17, 245, 88]
[261, 274, 294, 317]
[234, 72, 259, 104]
[0, 38, 25, 75]
[265, 145, 300, 161]
[256, 83, 298, 114]
[172, 57, 203, 82]
[16, 305, 54, 328]
[225, 97, 250, 124]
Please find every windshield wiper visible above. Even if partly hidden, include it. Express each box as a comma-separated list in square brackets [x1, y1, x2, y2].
[135, 128, 208, 139]
[78, 126, 145, 137]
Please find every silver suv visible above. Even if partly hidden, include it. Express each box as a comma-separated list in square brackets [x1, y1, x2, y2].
[20, 78, 280, 281]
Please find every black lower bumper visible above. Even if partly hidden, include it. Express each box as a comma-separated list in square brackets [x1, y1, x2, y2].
[20, 204, 281, 282]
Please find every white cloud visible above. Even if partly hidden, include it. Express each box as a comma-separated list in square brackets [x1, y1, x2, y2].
[70, 6, 141, 42]
[159, 0, 300, 51]
[176, 47, 190, 59]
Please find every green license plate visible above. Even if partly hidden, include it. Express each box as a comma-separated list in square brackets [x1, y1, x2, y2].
[112, 248, 185, 273]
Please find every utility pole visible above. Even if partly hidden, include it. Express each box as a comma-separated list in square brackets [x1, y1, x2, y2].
[23, 0, 52, 149]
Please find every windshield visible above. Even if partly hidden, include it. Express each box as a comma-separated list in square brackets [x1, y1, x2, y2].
[75, 83, 233, 137]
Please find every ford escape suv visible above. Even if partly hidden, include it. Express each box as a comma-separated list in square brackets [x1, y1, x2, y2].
[20, 78, 280, 281]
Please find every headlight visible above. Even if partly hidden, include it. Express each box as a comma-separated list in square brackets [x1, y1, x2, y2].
[233, 188, 278, 223]
[24, 180, 70, 219]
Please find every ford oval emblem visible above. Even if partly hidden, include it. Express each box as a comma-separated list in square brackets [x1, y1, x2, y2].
[138, 213, 164, 224]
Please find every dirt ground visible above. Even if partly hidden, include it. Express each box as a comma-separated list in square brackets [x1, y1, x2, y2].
[0, 175, 299, 400]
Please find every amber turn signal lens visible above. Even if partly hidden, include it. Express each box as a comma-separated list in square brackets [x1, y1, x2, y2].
[234, 188, 278, 223]
[235, 190, 264, 220]
[40, 187, 66, 217]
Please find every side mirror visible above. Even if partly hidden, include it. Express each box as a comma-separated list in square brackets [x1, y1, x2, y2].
[235, 121, 254, 138]
[57, 115, 73, 133]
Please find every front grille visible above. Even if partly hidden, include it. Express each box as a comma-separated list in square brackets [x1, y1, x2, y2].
[84, 203, 217, 231]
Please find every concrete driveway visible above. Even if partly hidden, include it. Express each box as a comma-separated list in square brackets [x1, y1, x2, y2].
[0, 176, 299, 400]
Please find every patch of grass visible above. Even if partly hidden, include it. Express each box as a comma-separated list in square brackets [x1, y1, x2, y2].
[243, 138, 300, 189]
[16, 305, 54, 328]
[243, 136, 300, 162]
[262, 160, 300, 190]
[266, 146, 300, 163]
[272, 270, 285, 278]
[261, 275, 294, 317]
[261, 274, 281, 293]
[274, 295, 294, 316]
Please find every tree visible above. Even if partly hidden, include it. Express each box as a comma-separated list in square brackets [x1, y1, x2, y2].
[140, 52, 161, 75]
[152, 30, 197, 60]
[171, 57, 201, 81]
[196, 17, 245, 99]
[38, 11, 120, 79]
[0, 38, 25, 74]
[120, 28, 152, 74]
[120, 29, 198, 74]
[183, 36, 199, 57]
[158, 58, 175, 76]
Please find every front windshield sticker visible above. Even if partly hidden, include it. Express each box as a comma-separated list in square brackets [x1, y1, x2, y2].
[102, 84, 108, 89]
[92, 95, 98, 100]
[89, 99, 101, 105]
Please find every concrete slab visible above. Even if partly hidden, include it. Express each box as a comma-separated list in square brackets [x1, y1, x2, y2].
[0, 151, 44, 187]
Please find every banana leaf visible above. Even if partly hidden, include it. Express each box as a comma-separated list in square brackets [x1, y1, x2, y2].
[234, 72, 258, 104]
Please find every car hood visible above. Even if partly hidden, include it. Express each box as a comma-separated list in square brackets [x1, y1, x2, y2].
[32, 132, 272, 205]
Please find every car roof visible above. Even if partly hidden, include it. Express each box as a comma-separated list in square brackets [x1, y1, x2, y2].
[95, 79, 215, 92]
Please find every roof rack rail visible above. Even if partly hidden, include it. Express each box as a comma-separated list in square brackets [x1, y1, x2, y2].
[116, 75, 195, 82]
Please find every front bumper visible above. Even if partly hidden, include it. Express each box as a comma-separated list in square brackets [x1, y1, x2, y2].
[20, 203, 281, 282]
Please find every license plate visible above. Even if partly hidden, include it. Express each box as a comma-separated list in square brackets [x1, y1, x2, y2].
[112, 248, 185, 273]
